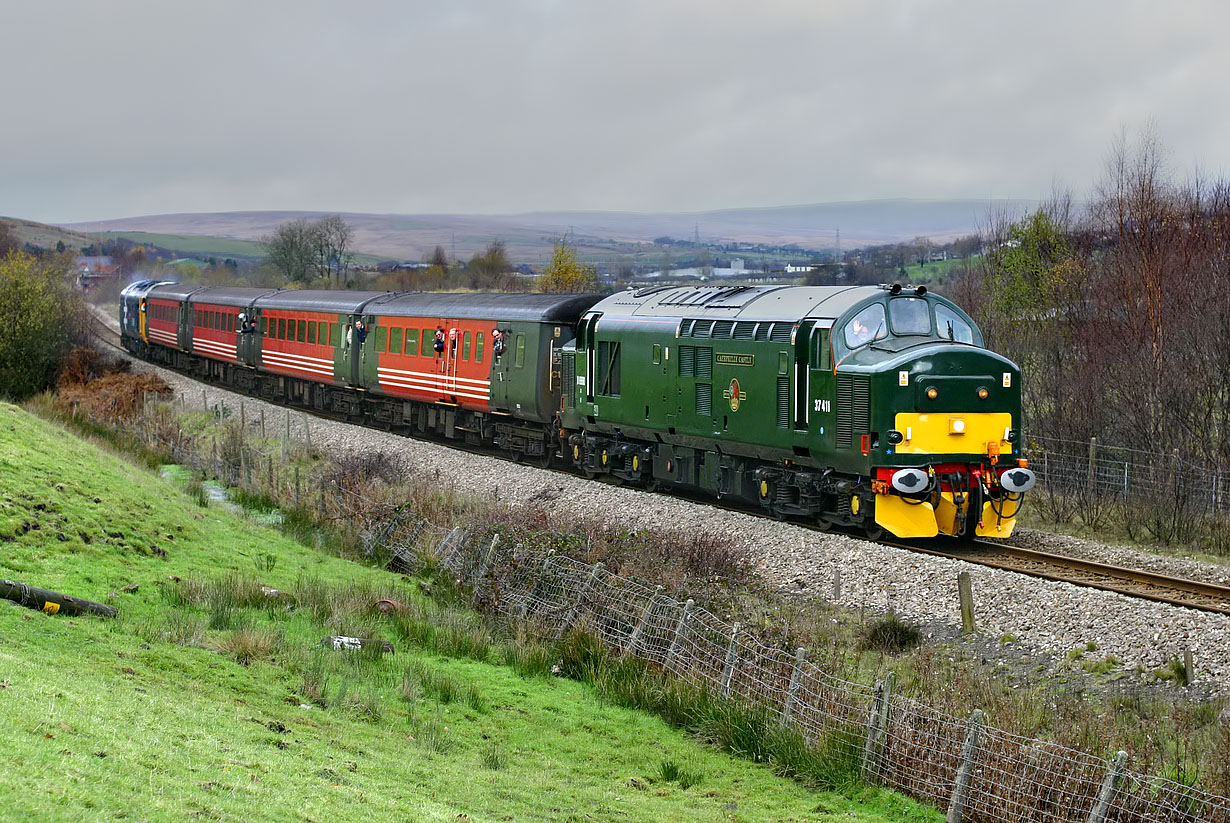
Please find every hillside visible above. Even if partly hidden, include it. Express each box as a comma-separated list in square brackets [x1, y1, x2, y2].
[62, 199, 1034, 263]
[0, 403, 926, 822]
[1, 216, 98, 251]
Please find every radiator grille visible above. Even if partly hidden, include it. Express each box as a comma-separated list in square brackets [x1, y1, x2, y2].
[695, 347, 712, 379]
[712, 320, 735, 338]
[733, 322, 756, 340]
[776, 377, 790, 428]
[836, 374, 870, 448]
[695, 383, 712, 416]
[678, 345, 695, 377]
[770, 322, 794, 343]
[561, 353, 575, 409]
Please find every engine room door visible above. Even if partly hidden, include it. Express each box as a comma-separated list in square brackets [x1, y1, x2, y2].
[808, 325, 835, 446]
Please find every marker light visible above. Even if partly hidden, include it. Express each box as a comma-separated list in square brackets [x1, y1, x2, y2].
[978, 387, 989, 399]
[926, 387, 939, 399]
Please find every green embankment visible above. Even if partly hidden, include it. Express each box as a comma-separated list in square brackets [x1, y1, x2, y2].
[0, 404, 935, 823]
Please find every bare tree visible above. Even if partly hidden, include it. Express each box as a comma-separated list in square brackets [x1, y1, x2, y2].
[314, 215, 355, 286]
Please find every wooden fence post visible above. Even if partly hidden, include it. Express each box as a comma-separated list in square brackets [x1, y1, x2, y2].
[664, 599, 694, 671]
[294, 465, 301, 508]
[782, 646, 807, 724]
[474, 535, 500, 581]
[1183, 647, 1195, 684]
[958, 571, 976, 634]
[720, 622, 741, 698]
[240, 402, 245, 431]
[1088, 436, 1098, 494]
[945, 709, 984, 823]
[832, 567, 842, 601]
[1086, 751, 1128, 823]
[627, 585, 663, 655]
[202, 388, 207, 410]
[861, 671, 896, 784]
[304, 413, 311, 450]
[260, 408, 266, 439]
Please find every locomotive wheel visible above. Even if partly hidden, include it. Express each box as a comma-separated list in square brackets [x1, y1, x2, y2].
[865, 523, 886, 541]
[814, 515, 833, 532]
[539, 449, 554, 468]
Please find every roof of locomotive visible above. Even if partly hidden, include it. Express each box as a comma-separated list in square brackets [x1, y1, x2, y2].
[147, 283, 208, 302]
[376, 292, 604, 323]
[589, 285, 889, 323]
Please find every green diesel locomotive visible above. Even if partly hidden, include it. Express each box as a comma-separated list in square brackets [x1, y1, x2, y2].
[559, 284, 1035, 539]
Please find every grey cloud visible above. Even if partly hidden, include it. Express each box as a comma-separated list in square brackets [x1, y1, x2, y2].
[2, 0, 1227, 223]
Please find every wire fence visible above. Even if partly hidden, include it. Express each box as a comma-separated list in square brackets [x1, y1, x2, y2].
[67, 393, 1230, 823]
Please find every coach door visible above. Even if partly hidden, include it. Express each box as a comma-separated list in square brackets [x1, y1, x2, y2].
[439, 322, 461, 402]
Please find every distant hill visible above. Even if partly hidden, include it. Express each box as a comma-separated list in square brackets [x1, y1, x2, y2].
[62, 199, 1035, 264]
[1, 216, 98, 250]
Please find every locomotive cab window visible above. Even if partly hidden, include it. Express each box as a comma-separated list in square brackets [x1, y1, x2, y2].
[888, 297, 931, 336]
[843, 304, 887, 349]
[935, 304, 974, 344]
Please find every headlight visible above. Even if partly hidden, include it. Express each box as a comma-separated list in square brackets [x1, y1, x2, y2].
[887, 430, 904, 445]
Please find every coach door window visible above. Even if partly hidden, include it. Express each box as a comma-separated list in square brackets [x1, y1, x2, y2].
[475, 332, 484, 362]
[514, 334, 526, 368]
[462, 332, 471, 361]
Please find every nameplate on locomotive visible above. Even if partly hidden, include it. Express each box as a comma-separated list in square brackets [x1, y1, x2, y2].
[715, 353, 755, 367]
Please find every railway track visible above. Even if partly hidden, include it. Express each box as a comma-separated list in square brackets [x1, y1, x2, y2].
[895, 539, 1230, 616]
[93, 312, 1230, 618]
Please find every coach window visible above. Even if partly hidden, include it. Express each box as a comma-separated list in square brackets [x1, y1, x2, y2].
[330, 322, 340, 346]
[463, 332, 471, 361]
[406, 329, 419, 357]
[295, 320, 304, 343]
[277, 318, 286, 340]
[420, 329, 432, 356]
[261, 317, 268, 335]
[372, 326, 386, 353]
[514, 334, 526, 368]
[390, 327, 402, 355]
[306, 321, 316, 345]
[475, 332, 484, 362]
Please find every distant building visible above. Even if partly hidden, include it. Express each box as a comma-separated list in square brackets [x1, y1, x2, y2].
[784, 264, 818, 274]
[76, 255, 120, 291]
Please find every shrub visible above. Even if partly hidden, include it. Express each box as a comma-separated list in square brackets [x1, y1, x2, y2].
[0, 252, 88, 401]
[858, 613, 922, 654]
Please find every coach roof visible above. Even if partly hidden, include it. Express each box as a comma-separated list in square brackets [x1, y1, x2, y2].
[378, 292, 603, 323]
[187, 288, 280, 307]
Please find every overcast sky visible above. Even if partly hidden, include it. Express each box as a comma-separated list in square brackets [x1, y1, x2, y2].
[3, 0, 1227, 223]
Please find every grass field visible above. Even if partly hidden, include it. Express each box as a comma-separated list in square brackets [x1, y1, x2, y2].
[98, 231, 387, 265]
[0, 403, 936, 822]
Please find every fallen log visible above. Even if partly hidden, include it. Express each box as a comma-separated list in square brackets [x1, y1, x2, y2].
[1, 579, 118, 618]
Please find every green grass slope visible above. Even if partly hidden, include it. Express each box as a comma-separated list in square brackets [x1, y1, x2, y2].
[0, 404, 934, 823]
